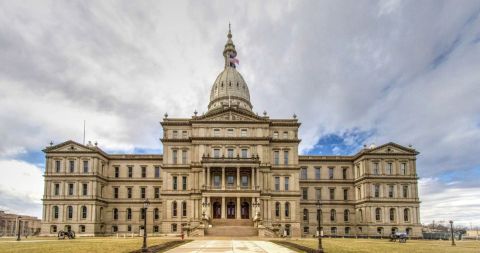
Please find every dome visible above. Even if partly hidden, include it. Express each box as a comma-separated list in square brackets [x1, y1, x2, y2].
[208, 66, 252, 111]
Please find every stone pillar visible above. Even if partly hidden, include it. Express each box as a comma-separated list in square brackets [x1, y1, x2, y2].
[236, 197, 241, 219]
[222, 167, 225, 190]
[221, 197, 226, 219]
[207, 167, 210, 189]
[237, 167, 240, 189]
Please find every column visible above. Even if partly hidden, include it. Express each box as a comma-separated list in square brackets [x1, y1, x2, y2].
[222, 167, 225, 190]
[257, 168, 260, 190]
[237, 167, 240, 189]
[221, 197, 226, 219]
[236, 197, 241, 219]
[251, 168, 255, 190]
[207, 167, 210, 188]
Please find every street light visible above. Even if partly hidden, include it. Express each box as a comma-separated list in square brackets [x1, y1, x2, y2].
[449, 220, 456, 246]
[16, 216, 22, 241]
[316, 200, 324, 253]
[142, 199, 150, 253]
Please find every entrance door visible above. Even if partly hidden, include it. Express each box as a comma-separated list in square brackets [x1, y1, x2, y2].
[227, 202, 235, 219]
[213, 202, 221, 219]
[241, 202, 250, 219]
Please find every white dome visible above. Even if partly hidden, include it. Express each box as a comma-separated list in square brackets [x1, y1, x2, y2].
[208, 66, 252, 111]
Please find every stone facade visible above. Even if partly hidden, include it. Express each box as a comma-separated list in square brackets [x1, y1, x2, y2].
[40, 29, 421, 237]
[0, 210, 41, 237]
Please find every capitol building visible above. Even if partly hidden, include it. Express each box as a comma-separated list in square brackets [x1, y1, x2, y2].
[41, 28, 421, 238]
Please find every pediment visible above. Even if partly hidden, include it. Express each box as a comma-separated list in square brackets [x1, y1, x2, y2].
[196, 107, 267, 122]
[366, 142, 418, 155]
[43, 140, 97, 153]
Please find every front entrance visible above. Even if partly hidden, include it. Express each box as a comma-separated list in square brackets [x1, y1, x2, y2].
[213, 202, 221, 219]
[227, 201, 235, 219]
[241, 202, 250, 219]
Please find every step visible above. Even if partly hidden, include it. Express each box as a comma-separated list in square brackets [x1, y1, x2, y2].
[206, 226, 258, 237]
[211, 219, 254, 226]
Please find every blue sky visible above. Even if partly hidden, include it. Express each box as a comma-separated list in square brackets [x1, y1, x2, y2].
[0, 0, 480, 226]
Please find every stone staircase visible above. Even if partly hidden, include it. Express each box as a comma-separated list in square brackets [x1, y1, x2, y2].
[206, 219, 258, 237]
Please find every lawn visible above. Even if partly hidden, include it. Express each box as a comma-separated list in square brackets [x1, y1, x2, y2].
[281, 238, 480, 253]
[0, 237, 175, 253]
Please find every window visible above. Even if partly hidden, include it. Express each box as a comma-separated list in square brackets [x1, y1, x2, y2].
[127, 208, 132, 220]
[344, 209, 349, 222]
[273, 131, 279, 138]
[404, 208, 410, 222]
[154, 208, 159, 220]
[316, 188, 321, 200]
[141, 187, 146, 199]
[55, 160, 61, 173]
[241, 129, 247, 137]
[83, 160, 88, 173]
[377, 227, 384, 235]
[386, 162, 393, 175]
[329, 188, 335, 200]
[173, 150, 178, 164]
[182, 176, 187, 190]
[388, 185, 394, 198]
[241, 149, 248, 158]
[345, 227, 351, 235]
[81, 206, 87, 219]
[141, 208, 146, 220]
[154, 166, 160, 178]
[182, 131, 187, 139]
[390, 208, 395, 221]
[114, 167, 119, 178]
[51, 225, 57, 233]
[315, 167, 320, 180]
[128, 166, 133, 178]
[127, 225, 132, 232]
[214, 175, 221, 188]
[112, 225, 118, 233]
[328, 167, 334, 179]
[153, 225, 159, 233]
[54, 183, 60, 195]
[172, 130, 178, 138]
[127, 187, 132, 199]
[154, 187, 160, 199]
[68, 183, 74, 195]
[302, 187, 308, 200]
[330, 209, 336, 221]
[53, 206, 59, 219]
[182, 201, 187, 216]
[303, 209, 309, 221]
[213, 149, 220, 158]
[283, 150, 289, 164]
[275, 202, 280, 217]
[182, 150, 187, 164]
[227, 149, 234, 158]
[400, 163, 407, 175]
[331, 227, 337, 235]
[285, 202, 290, 217]
[141, 166, 146, 178]
[241, 175, 248, 187]
[283, 131, 288, 139]
[300, 167, 307, 180]
[342, 168, 347, 179]
[343, 189, 348, 200]
[213, 129, 220, 137]
[67, 206, 73, 219]
[274, 177, 280, 191]
[173, 176, 178, 190]
[403, 185, 409, 198]
[82, 183, 88, 196]
[375, 208, 382, 221]
[359, 209, 363, 222]
[113, 187, 119, 199]
[284, 177, 289, 191]
[273, 151, 279, 165]
[227, 129, 234, 137]
[113, 208, 118, 220]
[304, 226, 309, 234]
[171, 224, 177, 232]
[227, 175, 234, 186]
[69, 160, 75, 173]
[374, 184, 380, 198]
[172, 202, 178, 217]
[373, 162, 379, 175]
[317, 209, 322, 222]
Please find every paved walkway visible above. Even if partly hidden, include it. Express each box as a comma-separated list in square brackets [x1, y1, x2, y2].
[165, 240, 296, 253]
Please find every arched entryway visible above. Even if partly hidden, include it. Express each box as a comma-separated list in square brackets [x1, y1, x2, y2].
[241, 202, 250, 219]
[213, 202, 221, 219]
[227, 201, 235, 219]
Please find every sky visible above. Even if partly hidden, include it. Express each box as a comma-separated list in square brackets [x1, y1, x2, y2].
[0, 0, 479, 227]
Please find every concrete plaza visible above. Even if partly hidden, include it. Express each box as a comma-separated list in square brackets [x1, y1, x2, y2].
[165, 240, 296, 253]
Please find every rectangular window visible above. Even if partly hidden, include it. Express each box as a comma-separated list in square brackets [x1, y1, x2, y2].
[386, 162, 393, 175]
[389, 185, 394, 198]
[241, 129, 247, 137]
[55, 160, 61, 173]
[302, 188, 308, 200]
[241, 175, 248, 187]
[315, 167, 320, 180]
[128, 166, 133, 178]
[284, 150, 289, 165]
[83, 160, 88, 173]
[373, 162, 379, 175]
[227, 149, 234, 158]
[173, 176, 178, 190]
[274, 177, 280, 191]
[343, 189, 348, 200]
[82, 183, 88, 196]
[401, 163, 407, 175]
[182, 131, 187, 139]
[114, 188, 119, 199]
[182, 176, 187, 190]
[304, 226, 309, 234]
[154, 187, 160, 199]
[141, 166, 146, 178]
[214, 149, 220, 158]
[154, 166, 160, 178]
[173, 150, 178, 164]
[213, 129, 220, 137]
[171, 224, 177, 232]
[182, 150, 187, 164]
[69, 160, 75, 173]
[316, 188, 321, 200]
[283, 131, 288, 139]
[227, 129, 234, 137]
[328, 167, 334, 179]
[329, 188, 335, 200]
[374, 185, 380, 198]
[273, 131, 279, 138]
[403, 185, 408, 198]
[273, 151, 279, 165]
[141, 187, 146, 199]
[241, 149, 248, 158]
[127, 187, 132, 199]
[284, 177, 289, 191]
[68, 183, 74, 196]
[114, 167, 119, 178]
[172, 130, 178, 138]
[227, 175, 234, 186]
[213, 175, 221, 188]
[301, 167, 307, 180]
[54, 183, 60, 195]
[342, 168, 347, 180]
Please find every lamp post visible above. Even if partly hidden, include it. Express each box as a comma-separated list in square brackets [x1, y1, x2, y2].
[16, 216, 22, 241]
[449, 220, 456, 246]
[142, 199, 150, 253]
[316, 200, 324, 253]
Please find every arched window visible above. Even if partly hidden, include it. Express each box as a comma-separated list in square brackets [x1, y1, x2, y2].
[303, 209, 309, 221]
[330, 209, 336, 221]
[126, 208, 132, 220]
[275, 202, 280, 217]
[172, 201, 178, 217]
[375, 208, 381, 221]
[389, 208, 395, 221]
[403, 208, 410, 222]
[182, 201, 187, 217]
[67, 206, 73, 219]
[81, 206, 87, 219]
[285, 202, 290, 217]
[344, 209, 349, 222]
[52, 206, 59, 219]
[154, 208, 159, 220]
[113, 208, 118, 220]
